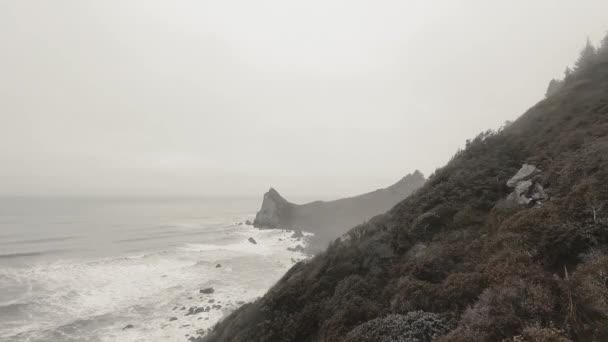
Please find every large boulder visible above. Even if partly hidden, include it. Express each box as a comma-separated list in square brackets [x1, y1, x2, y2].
[506, 164, 548, 205]
[199, 287, 214, 294]
[290, 229, 305, 238]
[506, 164, 538, 187]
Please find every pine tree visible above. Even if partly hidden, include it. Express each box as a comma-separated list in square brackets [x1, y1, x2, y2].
[574, 38, 597, 72]
[545, 78, 564, 98]
[598, 32, 608, 61]
[564, 66, 573, 82]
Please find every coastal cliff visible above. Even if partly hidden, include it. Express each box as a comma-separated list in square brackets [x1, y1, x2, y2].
[253, 171, 426, 248]
[253, 188, 293, 229]
[197, 38, 608, 342]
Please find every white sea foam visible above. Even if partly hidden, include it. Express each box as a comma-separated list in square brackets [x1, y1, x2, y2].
[0, 219, 310, 342]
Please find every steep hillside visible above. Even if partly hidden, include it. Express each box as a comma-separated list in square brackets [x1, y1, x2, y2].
[253, 171, 425, 251]
[198, 37, 608, 341]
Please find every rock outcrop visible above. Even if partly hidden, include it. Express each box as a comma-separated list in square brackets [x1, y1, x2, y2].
[506, 164, 548, 205]
[253, 188, 291, 229]
[252, 171, 425, 247]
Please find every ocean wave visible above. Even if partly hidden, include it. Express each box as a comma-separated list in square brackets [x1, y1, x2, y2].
[0, 251, 46, 259]
[113, 227, 237, 244]
[0, 236, 78, 246]
[180, 241, 262, 253]
[0, 249, 70, 260]
[0, 212, 307, 342]
[0, 301, 31, 315]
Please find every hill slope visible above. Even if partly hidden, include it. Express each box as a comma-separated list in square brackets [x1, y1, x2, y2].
[252, 171, 425, 250]
[199, 39, 608, 342]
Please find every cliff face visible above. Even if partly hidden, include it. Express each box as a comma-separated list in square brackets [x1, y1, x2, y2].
[253, 188, 292, 229]
[200, 43, 608, 342]
[253, 171, 426, 245]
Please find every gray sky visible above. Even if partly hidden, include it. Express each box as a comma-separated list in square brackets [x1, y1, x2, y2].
[1, 1, 607, 199]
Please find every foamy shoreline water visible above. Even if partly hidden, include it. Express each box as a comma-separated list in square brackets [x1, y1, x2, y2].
[0, 203, 312, 342]
[108, 225, 312, 342]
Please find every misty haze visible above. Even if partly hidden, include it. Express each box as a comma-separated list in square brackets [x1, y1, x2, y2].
[1, 1, 608, 341]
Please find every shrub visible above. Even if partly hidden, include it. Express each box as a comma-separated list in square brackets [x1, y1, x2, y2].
[561, 251, 608, 340]
[344, 311, 453, 342]
[508, 326, 572, 342]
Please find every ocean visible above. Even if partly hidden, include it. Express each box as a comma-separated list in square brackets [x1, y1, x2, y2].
[0, 198, 309, 342]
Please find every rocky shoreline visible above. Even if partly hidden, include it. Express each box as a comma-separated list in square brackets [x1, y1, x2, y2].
[84, 222, 315, 342]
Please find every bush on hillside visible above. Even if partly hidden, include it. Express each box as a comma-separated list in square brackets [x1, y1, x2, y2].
[343, 311, 453, 342]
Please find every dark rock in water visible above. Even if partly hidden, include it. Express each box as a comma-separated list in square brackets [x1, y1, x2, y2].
[290, 230, 305, 238]
[122, 324, 134, 330]
[186, 306, 207, 316]
[205, 306, 211, 312]
[200, 287, 214, 294]
[248, 237, 257, 244]
[236, 301, 245, 305]
[172, 306, 178, 310]
[245, 220, 253, 225]
[208, 299, 215, 303]
[215, 264, 221, 268]
[188, 296, 193, 299]
[180, 306, 186, 310]
[212, 304, 222, 309]
[169, 317, 178, 321]
[287, 245, 305, 253]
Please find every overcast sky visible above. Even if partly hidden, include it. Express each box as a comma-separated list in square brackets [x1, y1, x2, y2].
[1, 1, 607, 199]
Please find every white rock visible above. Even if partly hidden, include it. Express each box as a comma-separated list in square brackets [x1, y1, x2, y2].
[506, 164, 548, 206]
[514, 179, 533, 194]
[507, 164, 538, 187]
[531, 183, 548, 201]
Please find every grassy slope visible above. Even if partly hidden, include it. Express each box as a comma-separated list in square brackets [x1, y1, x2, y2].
[201, 46, 608, 342]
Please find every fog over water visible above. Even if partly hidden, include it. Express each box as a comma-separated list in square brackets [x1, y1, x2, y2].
[1, 1, 608, 199]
